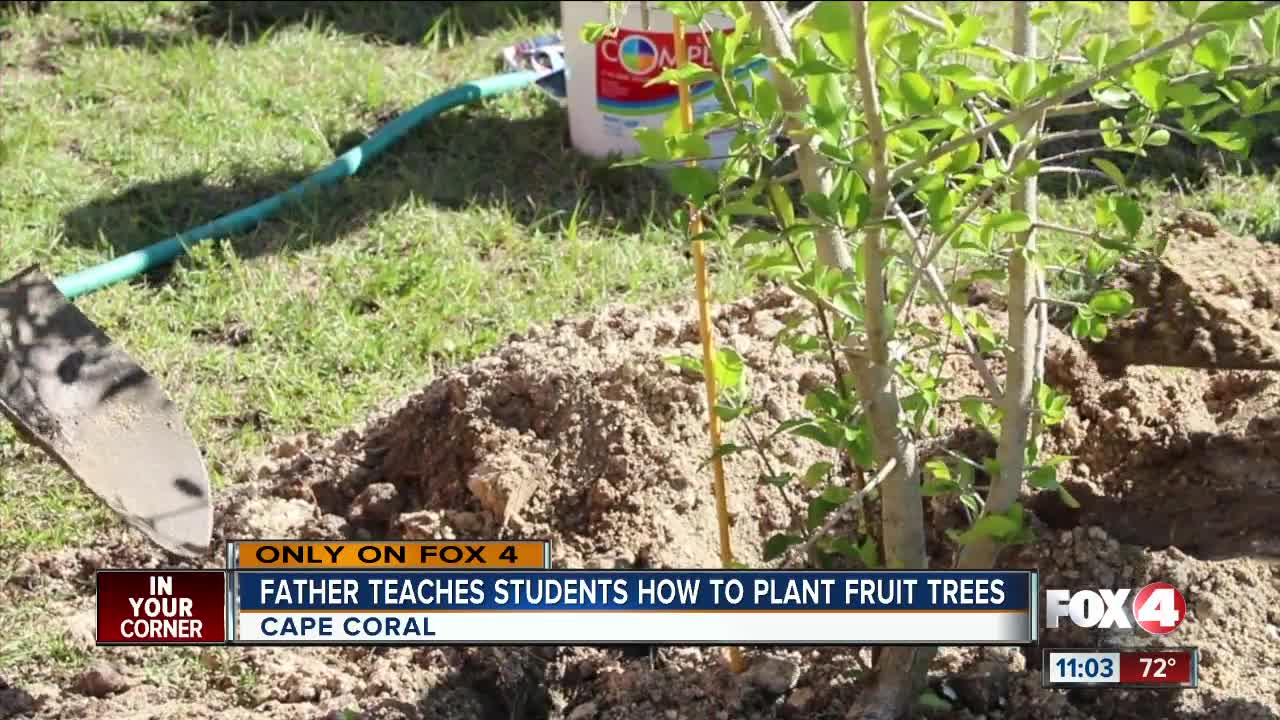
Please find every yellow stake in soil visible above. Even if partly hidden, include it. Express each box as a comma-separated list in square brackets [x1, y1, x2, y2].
[671, 15, 745, 675]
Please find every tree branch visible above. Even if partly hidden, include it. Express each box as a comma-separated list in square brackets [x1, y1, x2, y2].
[957, 1, 1045, 572]
[746, 0, 852, 271]
[846, 3, 931, 717]
[889, 202, 1003, 401]
[895, 4, 1086, 65]
[888, 2, 1280, 186]
[784, 458, 896, 569]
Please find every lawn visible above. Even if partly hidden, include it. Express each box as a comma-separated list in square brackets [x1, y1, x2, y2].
[1, 0, 1278, 690]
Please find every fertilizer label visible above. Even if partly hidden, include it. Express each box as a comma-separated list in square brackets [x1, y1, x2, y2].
[594, 28, 744, 157]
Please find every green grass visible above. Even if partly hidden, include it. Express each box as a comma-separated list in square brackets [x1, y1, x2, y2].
[0, 1, 756, 552]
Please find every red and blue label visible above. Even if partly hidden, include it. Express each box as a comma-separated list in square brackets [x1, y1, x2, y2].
[595, 29, 719, 116]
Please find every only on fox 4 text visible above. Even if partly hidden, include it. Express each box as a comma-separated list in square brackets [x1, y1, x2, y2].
[1045, 582, 1187, 635]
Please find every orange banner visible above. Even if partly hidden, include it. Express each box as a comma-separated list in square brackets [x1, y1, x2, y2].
[232, 541, 548, 569]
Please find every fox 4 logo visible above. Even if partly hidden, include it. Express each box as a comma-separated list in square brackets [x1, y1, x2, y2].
[1046, 582, 1187, 635]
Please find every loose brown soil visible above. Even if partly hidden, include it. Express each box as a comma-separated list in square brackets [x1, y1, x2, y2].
[3, 228, 1280, 720]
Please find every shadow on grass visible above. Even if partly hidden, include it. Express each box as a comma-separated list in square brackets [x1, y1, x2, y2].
[194, 1, 556, 46]
[62, 1, 556, 51]
[59, 102, 680, 286]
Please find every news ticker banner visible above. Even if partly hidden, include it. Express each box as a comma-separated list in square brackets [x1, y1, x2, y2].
[228, 540, 552, 569]
[1042, 648, 1199, 689]
[95, 541, 1037, 646]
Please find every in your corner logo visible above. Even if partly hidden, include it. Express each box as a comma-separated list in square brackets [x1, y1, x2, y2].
[618, 35, 658, 75]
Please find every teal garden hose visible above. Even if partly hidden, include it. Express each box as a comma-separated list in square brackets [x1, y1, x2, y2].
[54, 70, 540, 300]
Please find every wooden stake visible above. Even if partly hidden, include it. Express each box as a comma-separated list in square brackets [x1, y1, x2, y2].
[670, 14, 745, 675]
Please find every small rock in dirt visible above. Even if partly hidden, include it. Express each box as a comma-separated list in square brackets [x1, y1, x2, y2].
[396, 510, 446, 539]
[350, 482, 402, 523]
[567, 701, 598, 720]
[467, 455, 541, 525]
[949, 660, 1010, 713]
[0, 686, 33, 718]
[448, 511, 485, 535]
[236, 497, 315, 537]
[62, 608, 97, 651]
[783, 687, 815, 716]
[745, 656, 800, 696]
[72, 661, 130, 698]
[25, 684, 58, 710]
[302, 513, 350, 540]
[272, 433, 310, 460]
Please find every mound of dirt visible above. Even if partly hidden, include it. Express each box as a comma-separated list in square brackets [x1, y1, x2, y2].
[1091, 210, 1280, 373]
[230, 285, 835, 573]
[7, 229, 1280, 720]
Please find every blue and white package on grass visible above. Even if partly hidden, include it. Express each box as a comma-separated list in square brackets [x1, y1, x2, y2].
[502, 33, 567, 104]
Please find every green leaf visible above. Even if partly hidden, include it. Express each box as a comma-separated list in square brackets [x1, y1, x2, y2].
[811, 0, 852, 32]
[1166, 82, 1220, 107]
[822, 485, 853, 505]
[664, 355, 703, 376]
[989, 211, 1032, 234]
[1089, 288, 1135, 316]
[952, 514, 1019, 545]
[1028, 464, 1060, 490]
[1100, 116, 1124, 148]
[1090, 318, 1109, 341]
[1094, 85, 1134, 109]
[1129, 0, 1157, 27]
[917, 689, 954, 712]
[1130, 67, 1166, 109]
[753, 73, 780, 124]
[1200, 130, 1249, 152]
[644, 64, 716, 89]
[1193, 31, 1232, 76]
[927, 188, 957, 229]
[812, 1, 856, 63]
[1084, 34, 1109, 68]
[1114, 196, 1143, 238]
[921, 478, 961, 496]
[807, 497, 841, 530]
[954, 15, 984, 47]
[926, 459, 952, 480]
[1092, 158, 1128, 187]
[1145, 128, 1171, 146]
[1261, 10, 1280, 57]
[946, 139, 982, 173]
[714, 347, 745, 391]
[762, 472, 794, 489]
[764, 534, 804, 561]
[1006, 62, 1036, 103]
[1013, 158, 1041, 180]
[709, 442, 745, 461]
[803, 461, 834, 489]
[669, 166, 719, 204]
[1071, 311, 1094, 339]
[1172, 1, 1200, 19]
[633, 128, 671, 163]
[1198, 0, 1270, 23]
[900, 72, 935, 114]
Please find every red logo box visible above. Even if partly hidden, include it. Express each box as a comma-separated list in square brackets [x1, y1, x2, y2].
[97, 570, 226, 645]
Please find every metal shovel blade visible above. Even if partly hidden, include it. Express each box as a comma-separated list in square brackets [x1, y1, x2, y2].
[0, 266, 211, 557]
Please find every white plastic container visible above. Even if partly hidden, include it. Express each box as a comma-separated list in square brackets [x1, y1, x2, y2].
[561, 1, 744, 168]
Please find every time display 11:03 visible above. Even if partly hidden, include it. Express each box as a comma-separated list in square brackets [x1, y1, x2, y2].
[1050, 651, 1120, 683]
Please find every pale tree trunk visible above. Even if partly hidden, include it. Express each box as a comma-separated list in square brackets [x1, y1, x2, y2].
[958, 1, 1043, 571]
[845, 2, 932, 718]
[745, 1, 853, 271]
